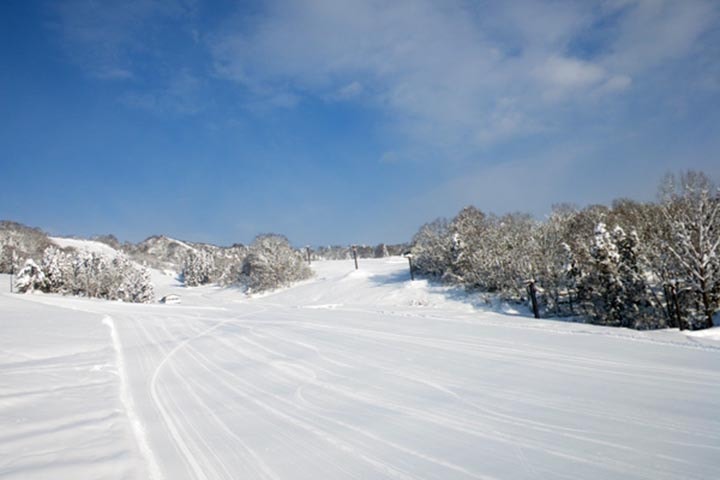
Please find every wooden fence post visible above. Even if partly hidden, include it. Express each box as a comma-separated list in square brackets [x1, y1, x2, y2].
[527, 281, 540, 319]
[670, 283, 684, 330]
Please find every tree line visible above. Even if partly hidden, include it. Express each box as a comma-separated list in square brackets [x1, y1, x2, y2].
[182, 234, 313, 293]
[410, 171, 719, 331]
[14, 247, 155, 303]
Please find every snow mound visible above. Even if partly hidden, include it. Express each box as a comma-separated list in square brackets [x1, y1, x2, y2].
[686, 327, 720, 342]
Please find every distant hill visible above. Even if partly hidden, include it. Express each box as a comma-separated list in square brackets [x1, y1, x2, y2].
[0, 221, 53, 273]
[0, 220, 404, 281]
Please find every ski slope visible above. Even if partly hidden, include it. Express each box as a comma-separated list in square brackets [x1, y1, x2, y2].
[49, 236, 122, 258]
[1, 258, 719, 479]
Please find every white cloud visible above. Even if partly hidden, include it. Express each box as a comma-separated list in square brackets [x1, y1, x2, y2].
[603, 0, 717, 73]
[209, 0, 717, 157]
[52, 0, 718, 160]
[534, 56, 606, 89]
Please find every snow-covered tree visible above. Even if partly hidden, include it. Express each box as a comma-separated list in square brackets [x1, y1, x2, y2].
[41, 247, 72, 294]
[182, 250, 215, 287]
[27, 248, 157, 303]
[614, 227, 657, 328]
[114, 255, 155, 303]
[411, 218, 452, 279]
[241, 234, 312, 292]
[447, 206, 488, 286]
[578, 224, 656, 328]
[0, 221, 52, 273]
[15, 259, 46, 293]
[660, 172, 720, 330]
[578, 223, 624, 326]
[530, 207, 579, 316]
[487, 213, 536, 298]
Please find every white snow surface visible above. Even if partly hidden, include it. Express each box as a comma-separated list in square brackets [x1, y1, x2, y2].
[49, 236, 121, 258]
[1, 259, 719, 480]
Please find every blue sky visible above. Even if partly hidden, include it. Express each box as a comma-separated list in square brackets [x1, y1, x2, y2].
[1, 0, 719, 246]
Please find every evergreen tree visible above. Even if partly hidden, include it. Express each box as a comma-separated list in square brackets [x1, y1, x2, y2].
[15, 259, 46, 293]
[580, 223, 625, 326]
[41, 247, 72, 294]
[182, 250, 215, 287]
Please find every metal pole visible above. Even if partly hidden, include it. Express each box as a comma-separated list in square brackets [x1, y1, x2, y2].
[407, 256, 415, 281]
[306, 246, 311, 265]
[352, 246, 358, 270]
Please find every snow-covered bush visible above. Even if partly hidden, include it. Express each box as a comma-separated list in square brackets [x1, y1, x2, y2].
[240, 234, 312, 292]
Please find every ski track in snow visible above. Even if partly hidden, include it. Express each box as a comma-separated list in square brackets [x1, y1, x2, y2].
[2, 260, 720, 480]
[103, 315, 164, 480]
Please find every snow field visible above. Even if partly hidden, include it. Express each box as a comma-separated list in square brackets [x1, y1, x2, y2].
[1, 259, 719, 479]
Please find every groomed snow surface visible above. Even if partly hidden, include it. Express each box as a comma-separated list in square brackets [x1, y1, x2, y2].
[1, 258, 719, 480]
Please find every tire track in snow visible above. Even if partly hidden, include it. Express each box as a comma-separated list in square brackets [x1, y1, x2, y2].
[198, 324, 508, 480]
[145, 307, 268, 480]
[103, 316, 163, 480]
[154, 316, 281, 480]
[141, 320, 226, 480]
[182, 338, 430, 480]
[134, 313, 232, 480]
[259, 322, 720, 444]
[234, 310, 717, 479]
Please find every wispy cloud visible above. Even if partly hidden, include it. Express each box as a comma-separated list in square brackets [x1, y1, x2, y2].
[49, 0, 196, 80]
[120, 69, 205, 114]
[210, 0, 718, 157]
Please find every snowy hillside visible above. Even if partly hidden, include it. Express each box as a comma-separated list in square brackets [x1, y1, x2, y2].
[1, 259, 719, 480]
[50, 236, 123, 258]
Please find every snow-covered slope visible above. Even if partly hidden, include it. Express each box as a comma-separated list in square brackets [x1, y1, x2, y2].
[1, 260, 719, 480]
[0, 290, 147, 478]
[50, 236, 122, 258]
